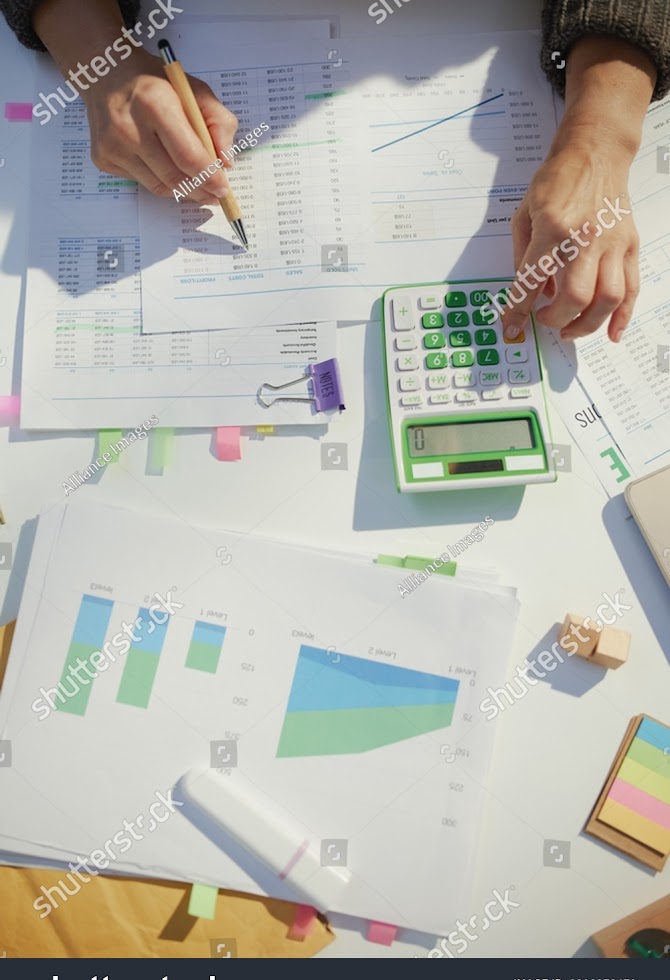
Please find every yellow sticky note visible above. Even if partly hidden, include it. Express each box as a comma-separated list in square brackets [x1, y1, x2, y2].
[187, 882, 218, 919]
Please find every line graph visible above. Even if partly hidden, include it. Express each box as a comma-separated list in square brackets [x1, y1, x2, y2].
[371, 91, 505, 153]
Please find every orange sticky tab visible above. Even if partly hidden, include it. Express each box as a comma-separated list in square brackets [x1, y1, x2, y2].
[215, 426, 241, 461]
[367, 921, 397, 945]
[288, 904, 318, 940]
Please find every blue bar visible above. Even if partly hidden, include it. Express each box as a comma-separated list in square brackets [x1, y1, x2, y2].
[131, 607, 170, 656]
[636, 717, 670, 753]
[71, 594, 114, 646]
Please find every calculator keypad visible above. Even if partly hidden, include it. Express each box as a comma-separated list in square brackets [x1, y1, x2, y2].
[387, 283, 538, 412]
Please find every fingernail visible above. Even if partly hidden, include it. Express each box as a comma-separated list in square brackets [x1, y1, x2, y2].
[613, 328, 624, 343]
[504, 326, 520, 340]
[212, 187, 229, 198]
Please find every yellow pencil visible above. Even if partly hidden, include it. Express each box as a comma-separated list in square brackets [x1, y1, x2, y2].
[158, 39, 248, 248]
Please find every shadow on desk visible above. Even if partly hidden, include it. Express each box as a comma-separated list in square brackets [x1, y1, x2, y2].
[602, 496, 670, 667]
[353, 321, 524, 531]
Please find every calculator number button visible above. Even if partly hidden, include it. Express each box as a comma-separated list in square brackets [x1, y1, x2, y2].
[508, 367, 531, 384]
[393, 296, 414, 331]
[451, 350, 474, 368]
[474, 328, 497, 345]
[445, 290, 467, 307]
[470, 289, 492, 306]
[419, 293, 441, 309]
[399, 375, 421, 391]
[447, 312, 470, 328]
[505, 347, 528, 363]
[476, 349, 499, 365]
[455, 391, 477, 403]
[480, 370, 502, 386]
[395, 335, 417, 351]
[401, 394, 423, 407]
[473, 308, 497, 326]
[449, 329, 471, 346]
[453, 371, 476, 388]
[397, 355, 419, 371]
[426, 352, 448, 369]
[422, 312, 444, 329]
[424, 332, 446, 349]
[427, 373, 449, 390]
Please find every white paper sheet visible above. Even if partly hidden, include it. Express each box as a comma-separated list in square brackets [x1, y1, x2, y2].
[0, 500, 519, 937]
[540, 94, 670, 486]
[139, 30, 558, 332]
[20, 19, 335, 430]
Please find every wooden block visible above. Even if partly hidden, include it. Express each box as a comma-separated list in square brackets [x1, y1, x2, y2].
[558, 613, 599, 659]
[584, 714, 669, 871]
[592, 892, 670, 957]
[590, 625, 630, 670]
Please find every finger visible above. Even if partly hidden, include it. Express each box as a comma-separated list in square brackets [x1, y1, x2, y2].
[559, 252, 626, 341]
[511, 205, 531, 274]
[153, 96, 231, 197]
[535, 251, 600, 331]
[190, 79, 239, 168]
[140, 133, 224, 204]
[500, 211, 568, 338]
[126, 154, 219, 205]
[608, 247, 640, 343]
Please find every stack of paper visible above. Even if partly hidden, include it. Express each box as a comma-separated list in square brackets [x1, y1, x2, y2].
[0, 499, 519, 937]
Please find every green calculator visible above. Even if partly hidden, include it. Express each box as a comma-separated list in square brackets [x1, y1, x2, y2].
[381, 280, 556, 492]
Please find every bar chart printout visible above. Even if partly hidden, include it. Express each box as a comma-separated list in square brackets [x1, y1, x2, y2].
[277, 645, 460, 757]
[116, 607, 170, 709]
[57, 594, 115, 716]
[185, 621, 227, 674]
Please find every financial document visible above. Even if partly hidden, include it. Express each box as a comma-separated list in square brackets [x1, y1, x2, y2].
[20, 19, 335, 430]
[139, 31, 559, 332]
[541, 94, 670, 489]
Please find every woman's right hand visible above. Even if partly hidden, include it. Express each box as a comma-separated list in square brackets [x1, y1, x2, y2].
[83, 48, 239, 205]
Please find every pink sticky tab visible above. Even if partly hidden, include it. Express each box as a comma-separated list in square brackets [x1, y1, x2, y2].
[288, 904, 318, 941]
[4, 102, 33, 122]
[215, 426, 241, 461]
[367, 921, 398, 946]
[0, 395, 20, 423]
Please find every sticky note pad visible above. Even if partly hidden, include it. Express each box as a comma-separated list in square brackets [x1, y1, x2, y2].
[187, 882, 218, 919]
[598, 718, 670, 855]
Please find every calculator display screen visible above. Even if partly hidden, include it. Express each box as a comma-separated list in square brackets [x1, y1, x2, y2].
[408, 419, 534, 457]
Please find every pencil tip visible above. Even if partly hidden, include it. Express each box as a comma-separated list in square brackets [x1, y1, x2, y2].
[231, 219, 248, 249]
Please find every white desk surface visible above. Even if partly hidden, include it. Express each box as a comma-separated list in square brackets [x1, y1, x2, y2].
[1, 0, 669, 960]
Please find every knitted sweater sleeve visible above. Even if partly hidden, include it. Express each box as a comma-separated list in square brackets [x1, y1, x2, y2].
[0, 0, 142, 51]
[542, 0, 670, 101]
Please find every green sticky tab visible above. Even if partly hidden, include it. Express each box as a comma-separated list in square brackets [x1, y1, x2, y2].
[188, 882, 218, 919]
[376, 555, 457, 576]
[376, 554, 406, 568]
[148, 428, 174, 471]
[98, 430, 123, 464]
[405, 555, 457, 576]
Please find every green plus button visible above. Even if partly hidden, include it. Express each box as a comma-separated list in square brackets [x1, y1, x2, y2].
[424, 332, 446, 349]
[477, 348, 499, 365]
[421, 312, 444, 329]
[445, 291, 467, 307]
[475, 328, 497, 345]
[426, 352, 448, 369]
[451, 350, 474, 368]
[449, 330, 471, 347]
[447, 311, 470, 327]
[473, 309, 496, 326]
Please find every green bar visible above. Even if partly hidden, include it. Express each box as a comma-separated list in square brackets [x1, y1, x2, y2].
[56, 642, 99, 716]
[278, 702, 456, 757]
[185, 641, 221, 674]
[117, 650, 160, 708]
[304, 90, 346, 100]
[376, 554, 405, 568]
[628, 737, 670, 777]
